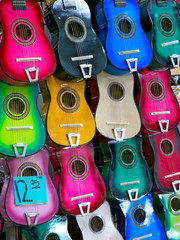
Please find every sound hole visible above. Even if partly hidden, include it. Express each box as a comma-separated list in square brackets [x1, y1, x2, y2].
[46, 233, 60, 240]
[71, 160, 85, 176]
[122, 150, 134, 165]
[69, 21, 83, 38]
[161, 17, 172, 33]
[119, 19, 131, 34]
[109, 83, 124, 101]
[62, 92, 76, 108]
[134, 208, 146, 224]
[171, 197, 180, 212]
[150, 82, 162, 97]
[8, 98, 25, 116]
[161, 139, 173, 155]
[16, 24, 32, 41]
[90, 216, 104, 233]
[22, 167, 37, 176]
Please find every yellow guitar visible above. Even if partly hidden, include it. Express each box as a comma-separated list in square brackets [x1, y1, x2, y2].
[40, 74, 96, 148]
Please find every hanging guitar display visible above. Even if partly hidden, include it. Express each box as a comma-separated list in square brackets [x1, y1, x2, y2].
[40, 74, 96, 148]
[139, 0, 180, 69]
[95, 71, 141, 141]
[56, 143, 106, 215]
[0, 80, 46, 157]
[76, 200, 124, 240]
[3, 148, 59, 226]
[95, 0, 152, 74]
[51, 0, 107, 78]
[109, 136, 152, 201]
[0, 0, 56, 85]
[120, 194, 166, 240]
[149, 126, 180, 193]
[137, 68, 180, 134]
[159, 193, 180, 240]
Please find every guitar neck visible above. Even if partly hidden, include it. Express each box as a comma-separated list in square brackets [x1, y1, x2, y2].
[156, 0, 167, 7]
[62, 0, 76, 10]
[114, 0, 126, 7]
[12, 0, 27, 10]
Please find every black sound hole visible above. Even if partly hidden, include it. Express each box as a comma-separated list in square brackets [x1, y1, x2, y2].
[161, 140, 173, 155]
[16, 24, 32, 40]
[109, 84, 123, 100]
[161, 18, 172, 33]
[22, 168, 37, 176]
[8, 98, 25, 115]
[90, 216, 104, 233]
[119, 19, 132, 34]
[122, 150, 134, 165]
[62, 92, 76, 108]
[69, 22, 83, 38]
[151, 82, 162, 97]
[171, 197, 180, 212]
[72, 160, 85, 176]
[46, 233, 60, 240]
[134, 208, 146, 224]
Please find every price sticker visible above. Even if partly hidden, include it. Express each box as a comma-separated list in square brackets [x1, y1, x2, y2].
[13, 175, 47, 205]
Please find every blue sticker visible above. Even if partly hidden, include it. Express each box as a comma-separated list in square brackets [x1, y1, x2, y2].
[13, 175, 47, 205]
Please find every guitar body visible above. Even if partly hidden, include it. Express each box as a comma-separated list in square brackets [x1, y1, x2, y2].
[52, 0, 107, 78]
[120, 194, 166, 240]
[0, 80, 46, 157]
[109, 136, 152, 201]
[40, 74, 96, 147]
[137, 68, 180, 133]
[146, 0, 180, 69]
[4, 148, 59, 226]
[159, 193, 180, 240]
[95, 71, 141, 141]
[56, 143, 106, 215]
[101, 0, 152, 72]
[76, 200, 123, 240]
[0, 0, 56, 85]
[149, 127, 180, 193]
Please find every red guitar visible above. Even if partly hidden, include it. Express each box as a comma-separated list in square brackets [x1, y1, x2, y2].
[0, 0, 56, 85]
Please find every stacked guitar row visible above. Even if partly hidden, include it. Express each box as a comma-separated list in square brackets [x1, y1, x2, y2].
[0, 0, 179, 239]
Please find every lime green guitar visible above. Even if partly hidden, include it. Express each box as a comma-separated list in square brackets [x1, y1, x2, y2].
[0, 80, 46, 157]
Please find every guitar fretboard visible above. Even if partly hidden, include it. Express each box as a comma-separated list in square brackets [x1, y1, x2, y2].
[62, 0, 76, 10]
[156, 0, 167, 7]
[12, 0, 27, 10]
[114, 0, 126, 7]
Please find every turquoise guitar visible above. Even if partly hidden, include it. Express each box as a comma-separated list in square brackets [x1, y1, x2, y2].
[0, 80, 46, 157]
[109, 136, 152, 201]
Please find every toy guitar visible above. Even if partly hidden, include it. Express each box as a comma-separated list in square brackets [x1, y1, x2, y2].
[76, 200, 124, 240]
[0, 80, 46, 157]
[120, 194, 166, 240]
[4, 148, 59, 226]
[0, 0, 56, 85]
[149, 126, 180, 193]
[137, 68, 180, 134]
[159, 193, 180, 240]
[139, 0, 180, 69]
[95, 0, 152, 74]
[40, 74, 96, 148]
[56, 143, 106, 215]
[109, 136, 152, 201]
[95, 71, 141, 141]
[51, 0, 107, 78]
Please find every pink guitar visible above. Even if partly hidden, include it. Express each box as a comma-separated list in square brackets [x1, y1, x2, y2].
[3, 148, 59, 226]
[137, 68, 180, 134]
[0, 0, 56, 85]
[56, 143, 106, 215]
[149, 126, 180, 193]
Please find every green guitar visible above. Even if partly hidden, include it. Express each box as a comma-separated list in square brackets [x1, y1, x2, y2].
[109, 136, 152, 201]
[0, 80, 46, 157]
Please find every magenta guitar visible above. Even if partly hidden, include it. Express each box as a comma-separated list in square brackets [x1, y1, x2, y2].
[137, 68, 180, 134]
[0, 0, 56, 85]
[56, 143, 106, 216]
[3, 148, 59, 226]
[149, 126, 180, 193]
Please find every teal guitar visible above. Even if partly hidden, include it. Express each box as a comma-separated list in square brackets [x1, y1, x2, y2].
[0, 80, 46, 157]
[109, 136, 152, 201]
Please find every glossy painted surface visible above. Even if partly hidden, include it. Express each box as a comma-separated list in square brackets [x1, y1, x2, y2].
[4, 148, 59, 225]
[56, 143, 106, 215]
[109, 136, 152, 201]
[0, 80, 46, 157]
[0, 0, 56, 85]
